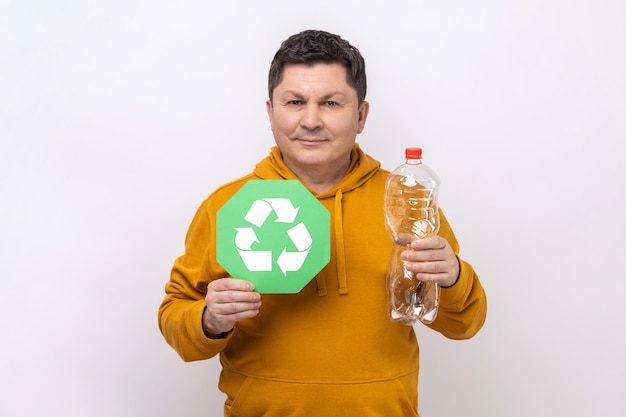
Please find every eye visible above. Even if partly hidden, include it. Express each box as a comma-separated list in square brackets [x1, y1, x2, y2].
[288, 100, 303, 106]
[324, 101, 338, 107]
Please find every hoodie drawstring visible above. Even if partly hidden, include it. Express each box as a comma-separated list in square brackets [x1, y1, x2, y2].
[334, 189, 349, 294]
[315, 272, 328, 296]
[314, 188, 349, 296]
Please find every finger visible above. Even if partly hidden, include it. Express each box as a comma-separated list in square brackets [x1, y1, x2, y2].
[401, 246, 449, 262]
[409, 236, 446, 250]
[210, 299, 262, 316]
[204, 295, 261, 322]
[392, 233, 414, 246]
[407, 258, 450, 273]
[211, 278, 256, 292]
[203, 304, 260, 335]
[404, 258, 459, 286]
[207, 288, 261, 306]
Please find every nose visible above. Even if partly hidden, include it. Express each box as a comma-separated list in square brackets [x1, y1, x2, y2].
[300, 103, 323, 131]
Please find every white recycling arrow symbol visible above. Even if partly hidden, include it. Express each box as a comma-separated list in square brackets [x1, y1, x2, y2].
[235, 198, 312, 276]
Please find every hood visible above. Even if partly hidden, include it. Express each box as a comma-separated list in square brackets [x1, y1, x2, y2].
[252, 143, 382, 296]
[253, 143, 380, 189]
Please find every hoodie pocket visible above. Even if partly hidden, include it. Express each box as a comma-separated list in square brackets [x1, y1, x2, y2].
[226, 375, 419, 417]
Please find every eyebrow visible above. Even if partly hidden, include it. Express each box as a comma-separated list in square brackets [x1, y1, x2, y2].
[280, 90, 348, 101]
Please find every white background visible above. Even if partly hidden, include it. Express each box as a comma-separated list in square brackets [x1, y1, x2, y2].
[1, 1, 625, 416]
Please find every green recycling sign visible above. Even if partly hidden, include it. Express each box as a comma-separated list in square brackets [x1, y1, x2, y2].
[217, 180, 330, 293]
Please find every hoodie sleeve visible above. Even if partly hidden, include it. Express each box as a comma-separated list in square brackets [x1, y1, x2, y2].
[158, 202, 230, 361]
[425, 209, 488, 339]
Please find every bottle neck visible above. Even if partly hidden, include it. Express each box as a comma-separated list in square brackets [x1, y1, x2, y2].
[405, 158, 422, 164]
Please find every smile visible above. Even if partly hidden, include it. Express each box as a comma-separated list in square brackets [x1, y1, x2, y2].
[295, 137, 328, 144]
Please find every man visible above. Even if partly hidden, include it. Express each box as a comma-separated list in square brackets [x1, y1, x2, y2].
[158, 29, 487, 416]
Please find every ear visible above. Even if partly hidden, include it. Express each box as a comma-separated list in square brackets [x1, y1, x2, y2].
[265, 99, 275, 131]
[266, 99, 273, 118]
[357, 101, 369, 134]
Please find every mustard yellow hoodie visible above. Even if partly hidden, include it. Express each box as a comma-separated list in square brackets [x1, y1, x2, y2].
[158, 144, 487, 416]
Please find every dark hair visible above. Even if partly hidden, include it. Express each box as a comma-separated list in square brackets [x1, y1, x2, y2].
[268, 30, 367, 104]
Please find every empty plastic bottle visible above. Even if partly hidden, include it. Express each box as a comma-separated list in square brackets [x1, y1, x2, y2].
[384, 147, 440, 325]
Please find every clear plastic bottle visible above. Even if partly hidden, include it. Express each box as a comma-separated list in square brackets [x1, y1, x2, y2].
[384, 147, 441, 325]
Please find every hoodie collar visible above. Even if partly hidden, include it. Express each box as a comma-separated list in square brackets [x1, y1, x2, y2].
[253, 143, 380, 191]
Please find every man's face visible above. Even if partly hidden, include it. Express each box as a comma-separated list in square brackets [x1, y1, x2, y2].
[266, 63, 369, 181]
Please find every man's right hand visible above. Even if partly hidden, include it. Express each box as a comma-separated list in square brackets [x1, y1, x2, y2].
[202, 278, 261, 338]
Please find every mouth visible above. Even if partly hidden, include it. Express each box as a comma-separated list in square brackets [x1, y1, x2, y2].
[295, 136, 328, 144]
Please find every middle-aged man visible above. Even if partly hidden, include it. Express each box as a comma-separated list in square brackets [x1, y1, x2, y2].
[159, 29, 487, 416]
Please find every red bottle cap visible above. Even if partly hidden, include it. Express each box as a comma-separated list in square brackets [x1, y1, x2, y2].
[405, 147, 422, 159]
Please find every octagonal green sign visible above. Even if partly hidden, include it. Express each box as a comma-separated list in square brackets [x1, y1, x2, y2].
[217, 180, 330, 293]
